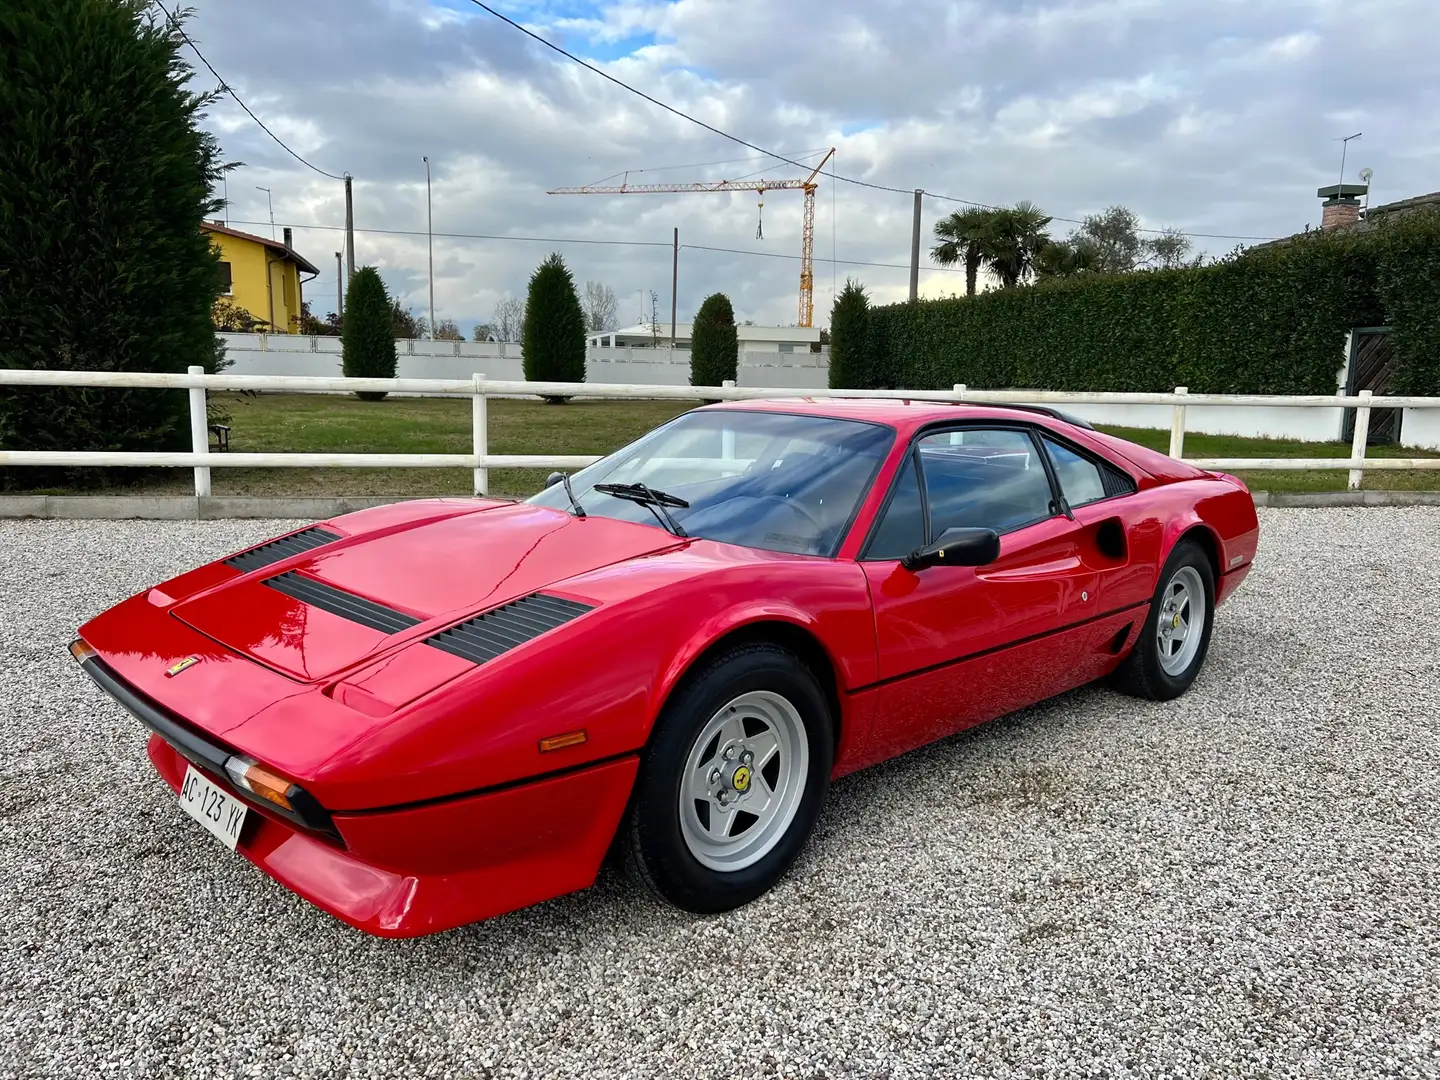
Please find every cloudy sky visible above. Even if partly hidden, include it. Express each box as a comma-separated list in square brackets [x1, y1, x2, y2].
[181, 0, 1440, 335]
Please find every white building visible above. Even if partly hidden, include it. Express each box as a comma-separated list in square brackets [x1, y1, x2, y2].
[588, 322, 822, 353]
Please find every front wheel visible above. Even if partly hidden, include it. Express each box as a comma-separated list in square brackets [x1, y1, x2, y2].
[1110, 540, 1216, 701]
[623, 643, 834, 914]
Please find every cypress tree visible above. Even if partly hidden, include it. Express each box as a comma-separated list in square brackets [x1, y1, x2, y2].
[341, 267, 398, 401]
[0, 0, 227, 489]
[522, 253, 586, 403]
[690, 293, 739, 388]
[828, 279, 874, 389]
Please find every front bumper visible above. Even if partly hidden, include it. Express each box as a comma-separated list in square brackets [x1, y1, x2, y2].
[146, 735, 639, 937]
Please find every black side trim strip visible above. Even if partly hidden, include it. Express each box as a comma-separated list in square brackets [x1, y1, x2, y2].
[264, 571, 421, 634]
[850, 598, 1151, 694]
[76, 656, 338, 838]
[224, 526, 342, 573]
[425, 593, 594, 666]
[336, 750, 639, 816]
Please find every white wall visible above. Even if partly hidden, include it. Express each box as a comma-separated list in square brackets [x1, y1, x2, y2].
[1056, 402, 1348, 443]
[218, 333, 828, 390]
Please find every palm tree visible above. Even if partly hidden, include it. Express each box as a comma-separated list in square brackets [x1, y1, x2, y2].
[1035, 237, 1100, 280]
[930, 208, 993, 297]
[985, 201, 1053, 288]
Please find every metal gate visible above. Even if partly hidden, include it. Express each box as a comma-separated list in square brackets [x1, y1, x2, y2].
[1343, 327, 1401, 445]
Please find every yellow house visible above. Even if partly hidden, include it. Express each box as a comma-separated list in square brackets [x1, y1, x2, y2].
[203, 222, 320, 334]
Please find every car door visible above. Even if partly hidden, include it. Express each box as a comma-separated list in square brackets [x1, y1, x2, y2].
[854, 425, 1125, 764]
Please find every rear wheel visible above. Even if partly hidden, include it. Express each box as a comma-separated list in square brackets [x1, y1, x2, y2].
[623, 643, 833, 913]
[1110, 540, 1216, 701]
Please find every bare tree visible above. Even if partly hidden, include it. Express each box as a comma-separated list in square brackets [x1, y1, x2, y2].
[493, 296, 524, 342]
[583, 280, 619, 333]
[433, 318, 465, 341]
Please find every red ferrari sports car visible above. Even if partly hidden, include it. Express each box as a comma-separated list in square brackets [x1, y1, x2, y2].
[72, 398, 1259, 937]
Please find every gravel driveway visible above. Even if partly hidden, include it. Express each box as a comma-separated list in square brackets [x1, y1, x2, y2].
[1, 510, 1438, 1079]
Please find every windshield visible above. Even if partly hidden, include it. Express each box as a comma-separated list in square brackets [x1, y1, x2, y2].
[526, 409, 893, 556]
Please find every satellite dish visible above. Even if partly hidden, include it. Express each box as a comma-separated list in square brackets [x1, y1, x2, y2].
[1359, 167, 1374, 183]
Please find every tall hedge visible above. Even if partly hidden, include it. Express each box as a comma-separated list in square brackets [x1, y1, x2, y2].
[828, 280, 877, 389]
[0, 0, 226, 490]
[341, 267, 398, 401]
[690, 292, 738, 387]
[522, 253, 586, 402]
[856, 215, 1439, 396]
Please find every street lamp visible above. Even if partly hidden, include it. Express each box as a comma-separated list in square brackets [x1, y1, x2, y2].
[423, 157, 435, 340]
[255, 186, 274, 239]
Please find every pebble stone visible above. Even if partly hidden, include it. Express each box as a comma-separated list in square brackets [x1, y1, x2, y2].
[0, 509, 1437, 1079]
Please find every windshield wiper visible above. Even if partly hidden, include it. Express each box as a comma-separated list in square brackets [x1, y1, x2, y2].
[559, 473, 586, 518]
[593, 482, 690, 537]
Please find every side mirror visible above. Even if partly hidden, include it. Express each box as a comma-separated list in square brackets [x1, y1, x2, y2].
[901, 527, 1000, 571]
[544, 471, 566, 489]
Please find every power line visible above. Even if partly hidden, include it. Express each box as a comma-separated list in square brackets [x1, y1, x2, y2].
[463, 0, 1280, 243]
[226, 217, 958, 272]
[226, 218, 670, 248]
[151, 0, 347, 182]
[683, 243, 966, 274]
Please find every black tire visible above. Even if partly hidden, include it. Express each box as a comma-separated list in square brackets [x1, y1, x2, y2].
[623, 642, 834, 914]
[1109, 539, 1216, 701]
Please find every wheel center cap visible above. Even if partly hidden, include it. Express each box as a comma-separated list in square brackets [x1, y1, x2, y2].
[1171, 612, 1182, 630]
[731, 764, 752, 793]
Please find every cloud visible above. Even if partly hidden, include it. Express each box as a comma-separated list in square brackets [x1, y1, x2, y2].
[185, 0, 1440, 333]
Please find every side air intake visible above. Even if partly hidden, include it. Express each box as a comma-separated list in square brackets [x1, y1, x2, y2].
[263, 571, 421, 634]
[425, 594, 594, 666]
[225, 526, 342, 573]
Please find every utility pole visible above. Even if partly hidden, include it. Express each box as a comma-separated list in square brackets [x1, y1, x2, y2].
[344, 174, 355, 283]
[909, 189, 923, 301]
[335, 252, 343, 317]
[671, 227, 679, 347]
[256, 186, 274, 239]
[423, 156, 435, 339]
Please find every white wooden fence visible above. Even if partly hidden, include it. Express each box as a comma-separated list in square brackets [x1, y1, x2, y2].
[1, 368, 1438, 496]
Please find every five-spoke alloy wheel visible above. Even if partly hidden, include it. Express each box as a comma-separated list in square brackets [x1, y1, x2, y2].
[623, 643, 833, 914]
[1111, 539, 1216, 701]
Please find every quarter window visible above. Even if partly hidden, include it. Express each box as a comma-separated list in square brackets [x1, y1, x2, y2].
[1041, 435, 1131, 507]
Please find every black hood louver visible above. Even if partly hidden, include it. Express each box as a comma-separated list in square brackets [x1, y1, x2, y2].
[425, 594, 594, 666]
[225, 526, 342, 573]
[263, 571, 421, 635]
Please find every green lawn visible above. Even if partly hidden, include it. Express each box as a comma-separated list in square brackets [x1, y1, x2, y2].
[1102, 425, 1440, 493]
[24, 392, 1440, 498]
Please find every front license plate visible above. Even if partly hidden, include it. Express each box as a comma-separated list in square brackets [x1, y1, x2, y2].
[178, 764, 248, 850]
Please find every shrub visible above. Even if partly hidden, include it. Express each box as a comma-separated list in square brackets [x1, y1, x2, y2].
[341, 267, 398, 401]
[861, 215, 1440, 397]
[0, 0, 226, 490]
[827, 279, 877, 389]
[522, 253, 586, 403]
[690, 293, 738, 388]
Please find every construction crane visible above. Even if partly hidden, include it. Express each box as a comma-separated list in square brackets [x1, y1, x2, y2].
[548, 148, 836, 328]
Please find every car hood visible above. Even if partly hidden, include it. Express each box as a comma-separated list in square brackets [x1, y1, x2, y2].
[171, 503, 684, 681]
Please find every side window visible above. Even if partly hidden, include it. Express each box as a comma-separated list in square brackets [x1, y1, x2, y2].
[865, 455, 925, 559]
[1041, 435, 1131, 507]
[917, 428, 1055, 535]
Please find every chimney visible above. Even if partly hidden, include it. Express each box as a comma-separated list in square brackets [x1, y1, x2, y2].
[282, 226, 293, 250]
[1316, 183, 1367, 230]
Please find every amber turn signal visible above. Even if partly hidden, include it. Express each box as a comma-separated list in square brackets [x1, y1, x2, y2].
[224, 755, 295, 810]
[68, 639, 97, 664]
[538, 730, 587, 753]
